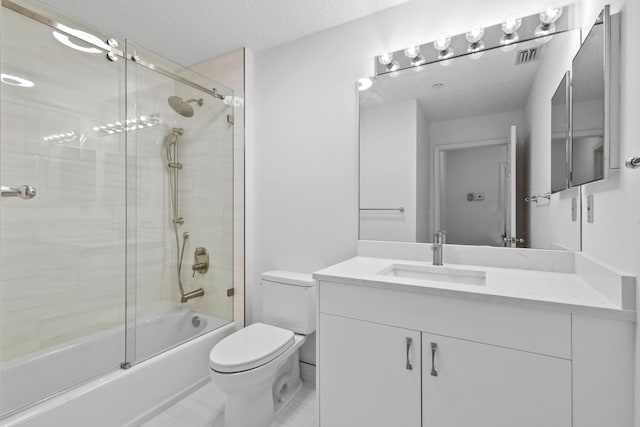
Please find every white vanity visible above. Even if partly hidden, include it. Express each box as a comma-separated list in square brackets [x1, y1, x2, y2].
[314, 242, 635, 427]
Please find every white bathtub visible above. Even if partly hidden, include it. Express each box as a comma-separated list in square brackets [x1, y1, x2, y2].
[0, 308, 235, 426]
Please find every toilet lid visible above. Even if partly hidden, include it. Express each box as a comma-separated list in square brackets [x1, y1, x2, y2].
[209, 323, 295, 373]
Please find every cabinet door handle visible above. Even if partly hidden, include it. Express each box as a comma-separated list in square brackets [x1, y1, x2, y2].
[405, 337, 413, 370]
[430, 342, 438, 377]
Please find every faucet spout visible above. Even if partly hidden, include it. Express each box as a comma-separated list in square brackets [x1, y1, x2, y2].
[181, 288, 205, 303]
[432, 230, 446, 266]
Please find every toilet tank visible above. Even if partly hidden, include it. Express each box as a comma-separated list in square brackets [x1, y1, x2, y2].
[261, 270, 316, 335]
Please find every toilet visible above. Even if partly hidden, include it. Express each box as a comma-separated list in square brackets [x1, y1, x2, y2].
[209, 270, 316, 427]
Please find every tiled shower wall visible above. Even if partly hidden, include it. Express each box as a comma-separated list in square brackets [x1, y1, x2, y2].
[0, 11, 234, 362]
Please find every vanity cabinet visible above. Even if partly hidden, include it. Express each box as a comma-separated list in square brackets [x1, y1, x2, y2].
[319, 313, 421, 427]
[317, 278, 633, 427]
[422, 333, 571, 427]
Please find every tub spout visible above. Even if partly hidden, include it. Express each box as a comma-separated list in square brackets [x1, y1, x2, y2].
[181, 288, 205, 303]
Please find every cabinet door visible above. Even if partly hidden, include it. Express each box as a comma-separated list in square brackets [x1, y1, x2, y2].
[422, 333, 571, 427]
[319, 313, 421, 427]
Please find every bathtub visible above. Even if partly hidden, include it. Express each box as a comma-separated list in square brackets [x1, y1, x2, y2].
[0, 308, 235, 426]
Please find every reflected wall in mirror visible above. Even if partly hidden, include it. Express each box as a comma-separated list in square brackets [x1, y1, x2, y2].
[571, 6, 620, 186]
[551, 72, 570, 193]
[359, 29, 583, 250]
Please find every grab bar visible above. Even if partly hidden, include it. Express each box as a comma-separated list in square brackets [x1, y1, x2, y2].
[1, 185, 37, 199]
[360, 207, 405, 213]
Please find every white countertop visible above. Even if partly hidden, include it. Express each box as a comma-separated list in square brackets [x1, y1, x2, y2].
[313, 256, 636, 321]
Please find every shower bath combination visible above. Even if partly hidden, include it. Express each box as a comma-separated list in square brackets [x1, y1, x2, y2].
[165, 96, 206, 302]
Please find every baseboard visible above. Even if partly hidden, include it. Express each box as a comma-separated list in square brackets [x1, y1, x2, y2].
[300, 361, 316, 385]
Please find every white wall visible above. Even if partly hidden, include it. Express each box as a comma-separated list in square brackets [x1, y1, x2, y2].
[576, 1, 640, 425]
[250, 0, 639, 404]
[525, 29, 582, 250]
[416, 105, 431, 243]
[360, 99, 417, 241]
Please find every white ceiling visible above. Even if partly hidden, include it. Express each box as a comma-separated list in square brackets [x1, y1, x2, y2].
[38, 0, 413, 66]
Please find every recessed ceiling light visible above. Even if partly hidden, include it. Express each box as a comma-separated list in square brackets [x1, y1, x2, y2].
[1, 73, 34, 87]
[53, 30, 102, 54]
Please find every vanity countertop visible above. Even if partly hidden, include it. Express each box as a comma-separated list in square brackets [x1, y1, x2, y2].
[313, 256, 636, 321]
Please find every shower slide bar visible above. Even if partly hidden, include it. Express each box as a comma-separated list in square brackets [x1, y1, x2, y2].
[1, 0, 227, 102]
[1, 185, 37, 199]
[360, 207, 405, 213]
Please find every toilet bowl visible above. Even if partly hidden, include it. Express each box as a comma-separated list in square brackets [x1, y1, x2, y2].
[209, 271, 316, 427]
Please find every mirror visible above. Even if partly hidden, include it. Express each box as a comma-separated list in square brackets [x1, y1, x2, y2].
[359, 29, 582, 250]
[570, 6, 620, 186]
[551, 72, 570, 193]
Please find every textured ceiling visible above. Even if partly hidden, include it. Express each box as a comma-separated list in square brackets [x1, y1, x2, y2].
[38, 0, 412, 66]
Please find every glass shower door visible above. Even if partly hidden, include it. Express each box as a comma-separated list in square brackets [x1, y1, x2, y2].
[124, 41, 235, 366]
[0, 3, 126, 417]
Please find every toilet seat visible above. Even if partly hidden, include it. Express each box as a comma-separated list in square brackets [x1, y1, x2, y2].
[209, 323, 295, 373]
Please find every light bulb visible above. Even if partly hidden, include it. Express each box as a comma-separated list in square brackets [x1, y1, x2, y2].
[404, 45, 421, 59]
[386, 61, 400, 71]
[433, 36, 451, 52]
[465, 28, 485, 44]
[500, 32, 520, 46]
[358, 78, 373, 91]
[438, 48, 454, 60]
[501, 16, 522, 35]
[535, 23, 557, 37]
[467, 40, 485, 53]
[540, 7, 562, 25]
[410, 56, 426, 66]
[378, 52, 394, 65]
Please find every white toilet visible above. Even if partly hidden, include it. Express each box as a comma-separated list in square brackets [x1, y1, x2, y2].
[209, 270, 316, 427]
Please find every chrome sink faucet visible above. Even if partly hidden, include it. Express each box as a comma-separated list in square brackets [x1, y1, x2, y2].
[432, 230, 446, 266]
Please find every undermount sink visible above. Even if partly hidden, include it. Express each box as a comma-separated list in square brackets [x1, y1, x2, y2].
[378, 264, 486, 286]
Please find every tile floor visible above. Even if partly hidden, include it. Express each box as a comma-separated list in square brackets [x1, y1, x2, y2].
[141, 380, 317, 427]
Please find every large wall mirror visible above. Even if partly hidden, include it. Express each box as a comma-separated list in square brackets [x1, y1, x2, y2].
[359, 15, 583, 250]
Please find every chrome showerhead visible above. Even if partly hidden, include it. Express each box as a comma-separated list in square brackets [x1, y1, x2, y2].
[168, 96, 203, 117]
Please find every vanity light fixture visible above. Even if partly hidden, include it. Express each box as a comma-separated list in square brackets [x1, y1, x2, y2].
[358, 77, 373, 91]
[404, 45, 426, 66]
[378, 52, 399, 72]
[535, 7, 563, 37]
[0, 73, 34, 87]
[372, 5, 573, 76]
[466, 28, 485, 60]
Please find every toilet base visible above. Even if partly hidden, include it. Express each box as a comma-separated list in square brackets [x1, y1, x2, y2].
[213, 336, 306, 427]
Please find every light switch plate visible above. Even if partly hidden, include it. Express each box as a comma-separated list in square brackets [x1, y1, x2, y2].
[587, 194, 594, 223]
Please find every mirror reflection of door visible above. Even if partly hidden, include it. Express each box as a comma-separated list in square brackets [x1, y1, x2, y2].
[435, 127, 515, 247]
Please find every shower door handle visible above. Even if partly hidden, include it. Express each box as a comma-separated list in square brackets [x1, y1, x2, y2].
[1, 185, 37, 199]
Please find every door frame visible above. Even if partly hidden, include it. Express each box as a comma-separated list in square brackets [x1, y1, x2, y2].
[432, 137, 510, 242]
